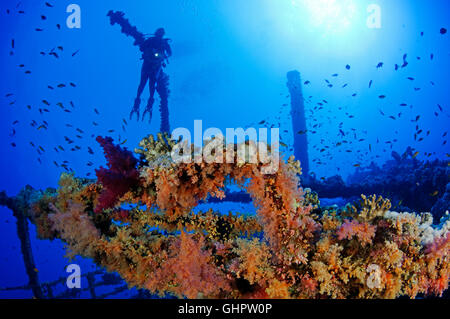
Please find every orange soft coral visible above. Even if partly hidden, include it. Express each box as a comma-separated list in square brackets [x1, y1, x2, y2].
[23, 134, 449, 299]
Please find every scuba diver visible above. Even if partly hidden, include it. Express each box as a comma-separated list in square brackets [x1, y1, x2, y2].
[107, 11, 171, 133]
[132, 28, 172, 124]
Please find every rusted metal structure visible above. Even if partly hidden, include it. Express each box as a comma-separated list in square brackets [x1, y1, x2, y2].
[0, 188, 140, 299]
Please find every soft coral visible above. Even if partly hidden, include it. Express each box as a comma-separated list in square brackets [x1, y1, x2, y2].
[94, 136, 140, 213]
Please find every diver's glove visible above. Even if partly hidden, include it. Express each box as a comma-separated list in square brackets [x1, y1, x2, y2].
[142, 97, 154, 124]
[130, 97, 141, 121]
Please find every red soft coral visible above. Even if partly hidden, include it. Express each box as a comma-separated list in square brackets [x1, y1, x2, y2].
[94, 136, 140, 213]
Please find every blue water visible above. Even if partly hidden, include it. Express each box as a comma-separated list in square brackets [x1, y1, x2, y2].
[0, 0, 449, 298]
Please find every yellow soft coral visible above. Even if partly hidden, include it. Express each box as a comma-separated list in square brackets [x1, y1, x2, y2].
[22, 135, 449, 299]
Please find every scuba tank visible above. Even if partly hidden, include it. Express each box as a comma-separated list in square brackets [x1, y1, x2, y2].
[141, 35, 171, 65]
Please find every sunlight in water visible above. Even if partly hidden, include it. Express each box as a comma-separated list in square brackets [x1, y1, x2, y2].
[294, 0, 357, 34]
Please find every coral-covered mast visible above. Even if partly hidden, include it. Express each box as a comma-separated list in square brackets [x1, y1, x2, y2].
[107, 10, 146, 47]
[0, 188, 44, 299]
[107, 10, 171, 134]
[287, 70, 309, 176]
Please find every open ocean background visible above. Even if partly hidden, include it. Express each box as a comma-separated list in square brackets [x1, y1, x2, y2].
[0, 0, 449, 298]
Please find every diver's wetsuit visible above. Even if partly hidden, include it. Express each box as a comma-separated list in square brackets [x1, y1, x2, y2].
[132, 36, 172, 132]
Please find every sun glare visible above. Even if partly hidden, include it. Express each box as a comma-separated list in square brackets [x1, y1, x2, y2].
[294, 0, 357, 34]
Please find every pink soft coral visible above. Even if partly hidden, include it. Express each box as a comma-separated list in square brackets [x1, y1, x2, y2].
[337, 219, 376, 246]
[423, 232, 450, 296]
[94, 136, 140, 213]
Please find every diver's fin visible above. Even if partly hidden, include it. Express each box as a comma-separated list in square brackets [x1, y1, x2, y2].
[130, 98, 141, 121]
[142, 98, 154, 124]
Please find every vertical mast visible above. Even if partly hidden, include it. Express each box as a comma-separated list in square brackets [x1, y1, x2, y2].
[287, 70, 309, 175]
[0, 187, 44, 298]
